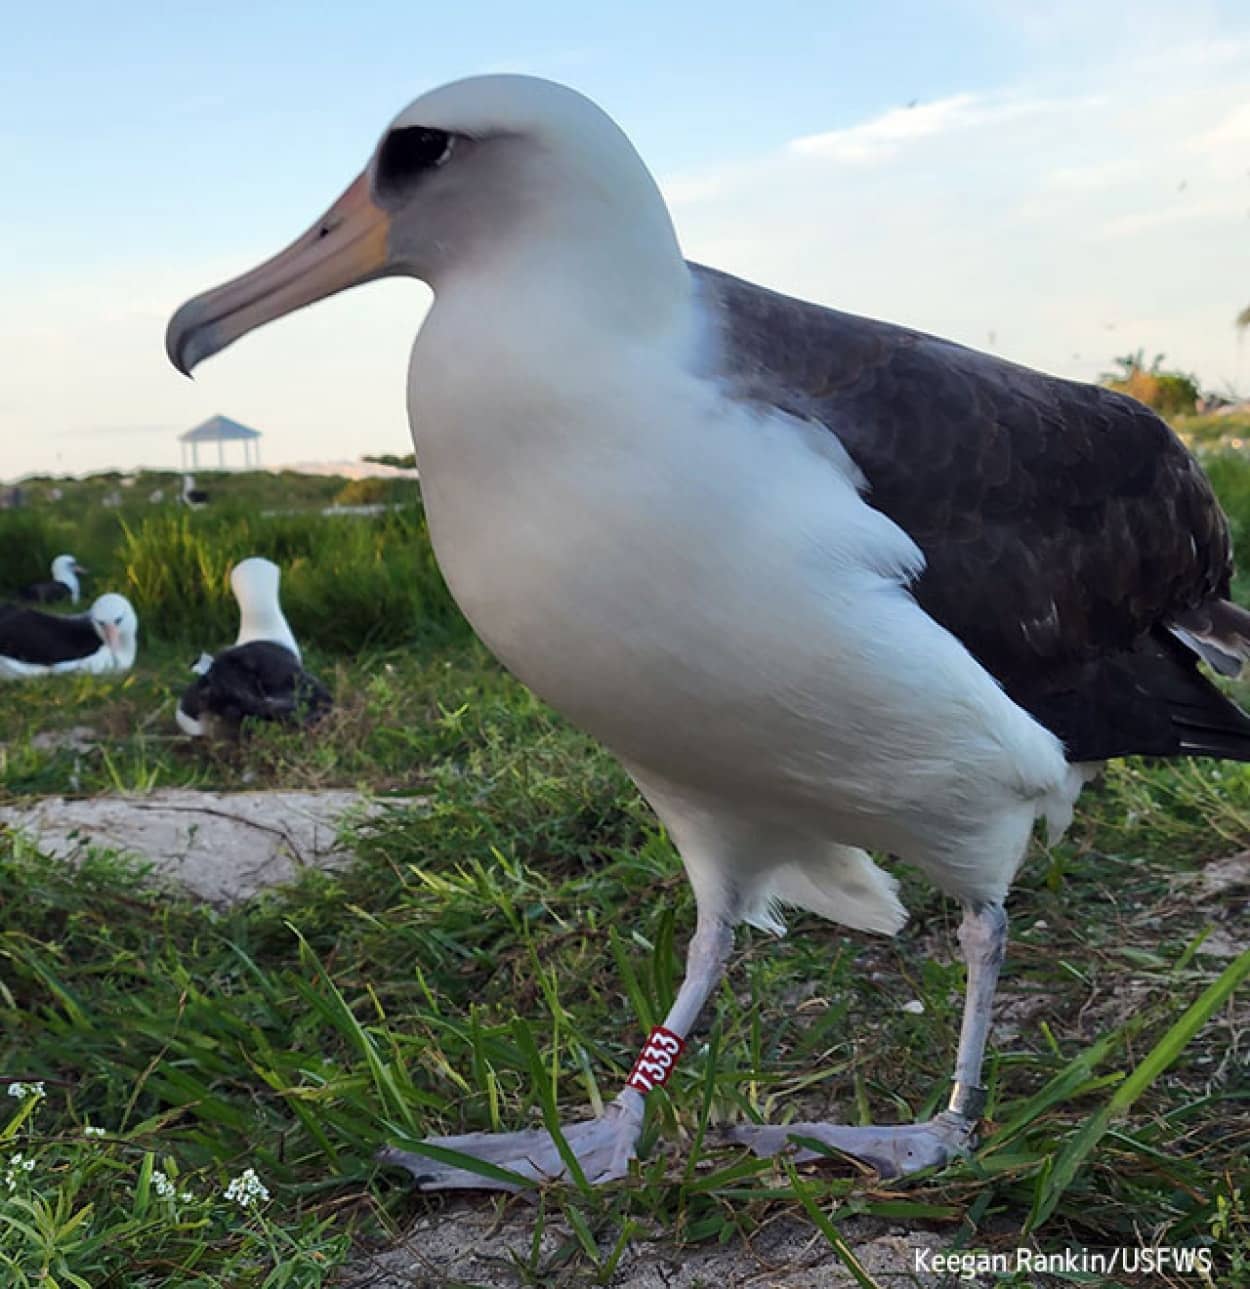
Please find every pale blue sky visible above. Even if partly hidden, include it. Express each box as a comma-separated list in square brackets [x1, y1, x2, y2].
[3, 1, 1249, 476]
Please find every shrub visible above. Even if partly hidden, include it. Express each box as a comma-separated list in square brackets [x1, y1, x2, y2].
[333, 477, 392, 507]
[1102, 351, 1200, 416]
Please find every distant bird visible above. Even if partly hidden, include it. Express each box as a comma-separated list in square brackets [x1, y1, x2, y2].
[180, 474, 209, 508]
[101, 490, 122, 510]
[0, 594, 138, 679]
[148, 488, 165, 504]
[19, 554, 86, 606]
[176, 557, 330, 737]
[168, 74, 1250, 1190]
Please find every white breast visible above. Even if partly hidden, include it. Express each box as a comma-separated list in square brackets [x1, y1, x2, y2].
[408, 280, 1074, 882]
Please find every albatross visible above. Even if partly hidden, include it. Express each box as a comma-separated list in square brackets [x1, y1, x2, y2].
[18, 554, 87, 606]
[166, 75, 1250, 1187]
[176, 556, 330, 736]
[0, 594, 138, 680]
[180, 474, 209, 509]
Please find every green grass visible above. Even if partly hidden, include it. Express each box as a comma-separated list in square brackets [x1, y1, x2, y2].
[0, 492, 468, 655]
[1, 471, 1249, 1286]
[1177, 411, 1250, 454]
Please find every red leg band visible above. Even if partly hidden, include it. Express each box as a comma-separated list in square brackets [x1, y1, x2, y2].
[625, 1025, 686, 1094]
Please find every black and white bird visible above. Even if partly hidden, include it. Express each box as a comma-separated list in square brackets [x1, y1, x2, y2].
[18, 554, 86, 605]
[175, 557, 330, 737]
[180, 474, 209, 508]
[167, 76, 1250, 1188]
[0, 593, 138, 680]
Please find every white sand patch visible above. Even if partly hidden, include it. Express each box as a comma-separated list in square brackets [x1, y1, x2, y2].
[0, 788, 391, 905]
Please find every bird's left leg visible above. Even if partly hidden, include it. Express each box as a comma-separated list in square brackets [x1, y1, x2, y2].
[726, 902, 1007, 1178]
[377, 913, 735, 1190]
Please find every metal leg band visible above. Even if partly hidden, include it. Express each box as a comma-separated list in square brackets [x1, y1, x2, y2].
[947, 1080, 987, 1120]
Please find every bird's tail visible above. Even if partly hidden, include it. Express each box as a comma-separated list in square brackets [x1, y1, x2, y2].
[1166, 602, 1250, 760]
[1170, 599, 1250, 678]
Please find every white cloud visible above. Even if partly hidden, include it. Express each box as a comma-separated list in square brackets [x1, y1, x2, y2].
[1188, 100, 1250, 155]
[1043, 160, 1144, 192]
[660, 172, 730, 208]
[786, 93, 1070, 165]
[1101, 199, 1246, 237]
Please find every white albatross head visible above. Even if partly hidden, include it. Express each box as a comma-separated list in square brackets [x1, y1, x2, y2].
[231, 557, 300, 660]
[166, 75, 687, 375]
[51, 553, 86, 603]
[89, 593, 139, 669]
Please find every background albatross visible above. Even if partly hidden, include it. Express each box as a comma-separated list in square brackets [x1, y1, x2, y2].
[18, 554, 87, 606]
[176, 556, 330, 737]
[0, 594, 138, 680]
[166, 75, 1250, 1187]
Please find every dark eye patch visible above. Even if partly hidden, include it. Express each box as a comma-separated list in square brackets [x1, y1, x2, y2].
[376, 127, 454, 198]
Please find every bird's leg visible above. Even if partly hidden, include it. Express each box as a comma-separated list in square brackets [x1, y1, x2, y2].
[947, 900, 1007, 1122]
[378, 914, 735, 1190]
[725, 902, 1007, 1178]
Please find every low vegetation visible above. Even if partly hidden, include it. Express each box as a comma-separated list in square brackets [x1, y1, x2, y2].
[1101, 351, 1202, 418]
[0, 466, 1247, 1286]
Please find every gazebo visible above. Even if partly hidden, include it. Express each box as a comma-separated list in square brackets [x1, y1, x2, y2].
[178, 415, 263, 469]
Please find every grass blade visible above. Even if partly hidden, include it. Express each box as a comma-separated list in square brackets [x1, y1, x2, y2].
[1027, 945, 1250, 1230]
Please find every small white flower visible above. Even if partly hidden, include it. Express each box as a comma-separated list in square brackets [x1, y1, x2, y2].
[5, 1082, 45, 1101]
[223, 1167, 270, 1208]
[4, 1153, 35, 1191]
[151, 1170, 176, 1200]
[180, 1190, 195, 1204]
[83, 1125, 106, 1138]
[901, 999, 926, 1015]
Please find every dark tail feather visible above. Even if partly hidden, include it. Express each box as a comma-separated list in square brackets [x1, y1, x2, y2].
[1172, 698, 1250, 760]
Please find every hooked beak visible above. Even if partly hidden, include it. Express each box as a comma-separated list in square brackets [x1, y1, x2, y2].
[73, 564, 88, 575]
[166, 172, 392, 376]
[98, 622, 122, 654]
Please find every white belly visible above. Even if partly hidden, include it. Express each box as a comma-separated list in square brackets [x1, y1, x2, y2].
[0, 646, 116, 681]
[407, 296, 1074, 878]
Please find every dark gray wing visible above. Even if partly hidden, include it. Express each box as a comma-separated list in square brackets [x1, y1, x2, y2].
[691, 263, 1250, 761]
[179, 641, 331, 728]
[0, 605, 101, 664]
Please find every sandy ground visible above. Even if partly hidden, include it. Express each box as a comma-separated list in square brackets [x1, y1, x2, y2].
[342, 1207, 955, 1288]
[0, 786, 385, 904]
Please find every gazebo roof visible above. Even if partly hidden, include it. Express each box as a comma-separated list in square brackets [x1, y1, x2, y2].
[178, 414, 263, 443]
